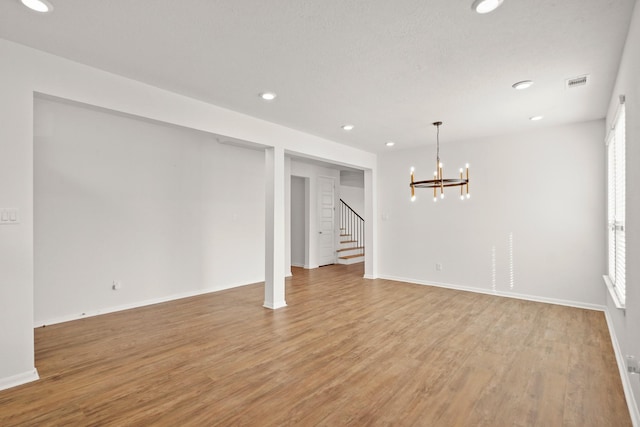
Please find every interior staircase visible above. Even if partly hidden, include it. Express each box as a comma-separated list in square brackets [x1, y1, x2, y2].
[337, 199, 364, 264]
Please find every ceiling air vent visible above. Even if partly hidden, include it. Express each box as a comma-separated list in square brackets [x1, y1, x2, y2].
[565, 75, 589, 89]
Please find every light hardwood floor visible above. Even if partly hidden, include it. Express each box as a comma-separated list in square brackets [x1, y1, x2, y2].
[0, 264, 631, 426]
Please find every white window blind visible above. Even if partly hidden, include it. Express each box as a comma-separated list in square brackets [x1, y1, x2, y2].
[606, 98, 625, 305]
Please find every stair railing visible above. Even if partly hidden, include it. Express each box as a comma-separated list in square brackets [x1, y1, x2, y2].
[339, 199, 364, 256]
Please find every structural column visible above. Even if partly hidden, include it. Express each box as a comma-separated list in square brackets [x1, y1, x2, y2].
[364, 168, 377, 279]
[264, 146, 287, 309]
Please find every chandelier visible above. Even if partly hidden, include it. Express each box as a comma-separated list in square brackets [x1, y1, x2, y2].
[410, 121, 470, 202]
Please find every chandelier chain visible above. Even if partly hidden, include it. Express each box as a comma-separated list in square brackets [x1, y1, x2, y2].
[436, 123, 440, 164]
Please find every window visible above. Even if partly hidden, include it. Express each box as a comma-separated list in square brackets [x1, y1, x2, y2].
[605, 97, 625, 307]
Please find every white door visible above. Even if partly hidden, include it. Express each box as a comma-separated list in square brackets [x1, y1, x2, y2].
[318, 176, 335, 266]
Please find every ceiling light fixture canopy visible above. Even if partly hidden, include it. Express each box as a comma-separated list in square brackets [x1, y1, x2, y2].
[410, 122, 470, 202]
[512, 80, 534, 90]
[471, 0, 503, 14]
[342, 124, 354, 131]
[20, 0, 53, 13]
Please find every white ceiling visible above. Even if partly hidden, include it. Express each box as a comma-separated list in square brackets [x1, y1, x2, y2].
[0, 0, 635, 153]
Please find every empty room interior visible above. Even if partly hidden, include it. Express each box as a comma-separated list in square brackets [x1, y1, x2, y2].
[1, 0, 640, 425]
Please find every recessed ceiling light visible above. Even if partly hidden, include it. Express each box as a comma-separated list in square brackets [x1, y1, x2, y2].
[20, 0, 53, 13]
[386, 141, 395, 147]
[259, 92, 277, 101]
[529, 115, 544, 121]
[342, 124, 354, 131]
[471, 0, 504, 14]
[512, 80, 534, 90]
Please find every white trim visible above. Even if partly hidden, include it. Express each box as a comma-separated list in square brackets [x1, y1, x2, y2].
[377, 274, 606, 311]
[0, 369, 39, 392]
[603, 275, 626, 310]
[34, 279, 263, 327]
[604, 308, 640, 427]
[263, 301, 287, 310]
[363, 274, 376, 280]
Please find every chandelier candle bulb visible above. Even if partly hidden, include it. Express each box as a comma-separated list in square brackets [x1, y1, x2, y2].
[410, 167, 415, 200]
[466, 166, 470, 197]
[433, 171, 437, 199]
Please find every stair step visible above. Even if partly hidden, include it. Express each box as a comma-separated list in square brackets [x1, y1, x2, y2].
[340, 240, 357, 244]
[336, 246, 364, 253]
[339, 253, 365, 260]
[339, 234, 351, 237]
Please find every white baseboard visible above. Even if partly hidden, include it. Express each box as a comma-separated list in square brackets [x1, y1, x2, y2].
[376, 274, 606, 312]
[604, 308, 640, 427]
[363, 274, 376, 280]
[263, 300, 287, 310]
[0, 368, 39, 392]
[34, 279, 264, 328]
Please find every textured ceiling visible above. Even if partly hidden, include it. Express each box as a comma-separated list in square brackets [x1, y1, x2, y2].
[0, 0, 635, 153]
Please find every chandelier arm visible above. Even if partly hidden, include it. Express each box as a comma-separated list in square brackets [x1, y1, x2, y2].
[410, 178, 468, 188]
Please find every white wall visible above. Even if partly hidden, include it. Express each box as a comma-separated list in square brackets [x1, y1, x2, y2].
[378, 120, 606, 308]
[34, 97, 265, 325]
[0, 38, 377, 390]
[605, 0, 640, 422]
[0, 45, 37, 389]
[339, 185, 365, 218]
[340, 170, 364, 188]
[290, 176, 306, 267]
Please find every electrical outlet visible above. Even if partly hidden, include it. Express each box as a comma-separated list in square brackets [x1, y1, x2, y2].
[626, 355, 639, 374]
[112, 280, 122, 290]
[436, 263, 442, 271]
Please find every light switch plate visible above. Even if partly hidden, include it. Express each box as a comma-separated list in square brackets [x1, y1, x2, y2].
[0, 208, 19, 225]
